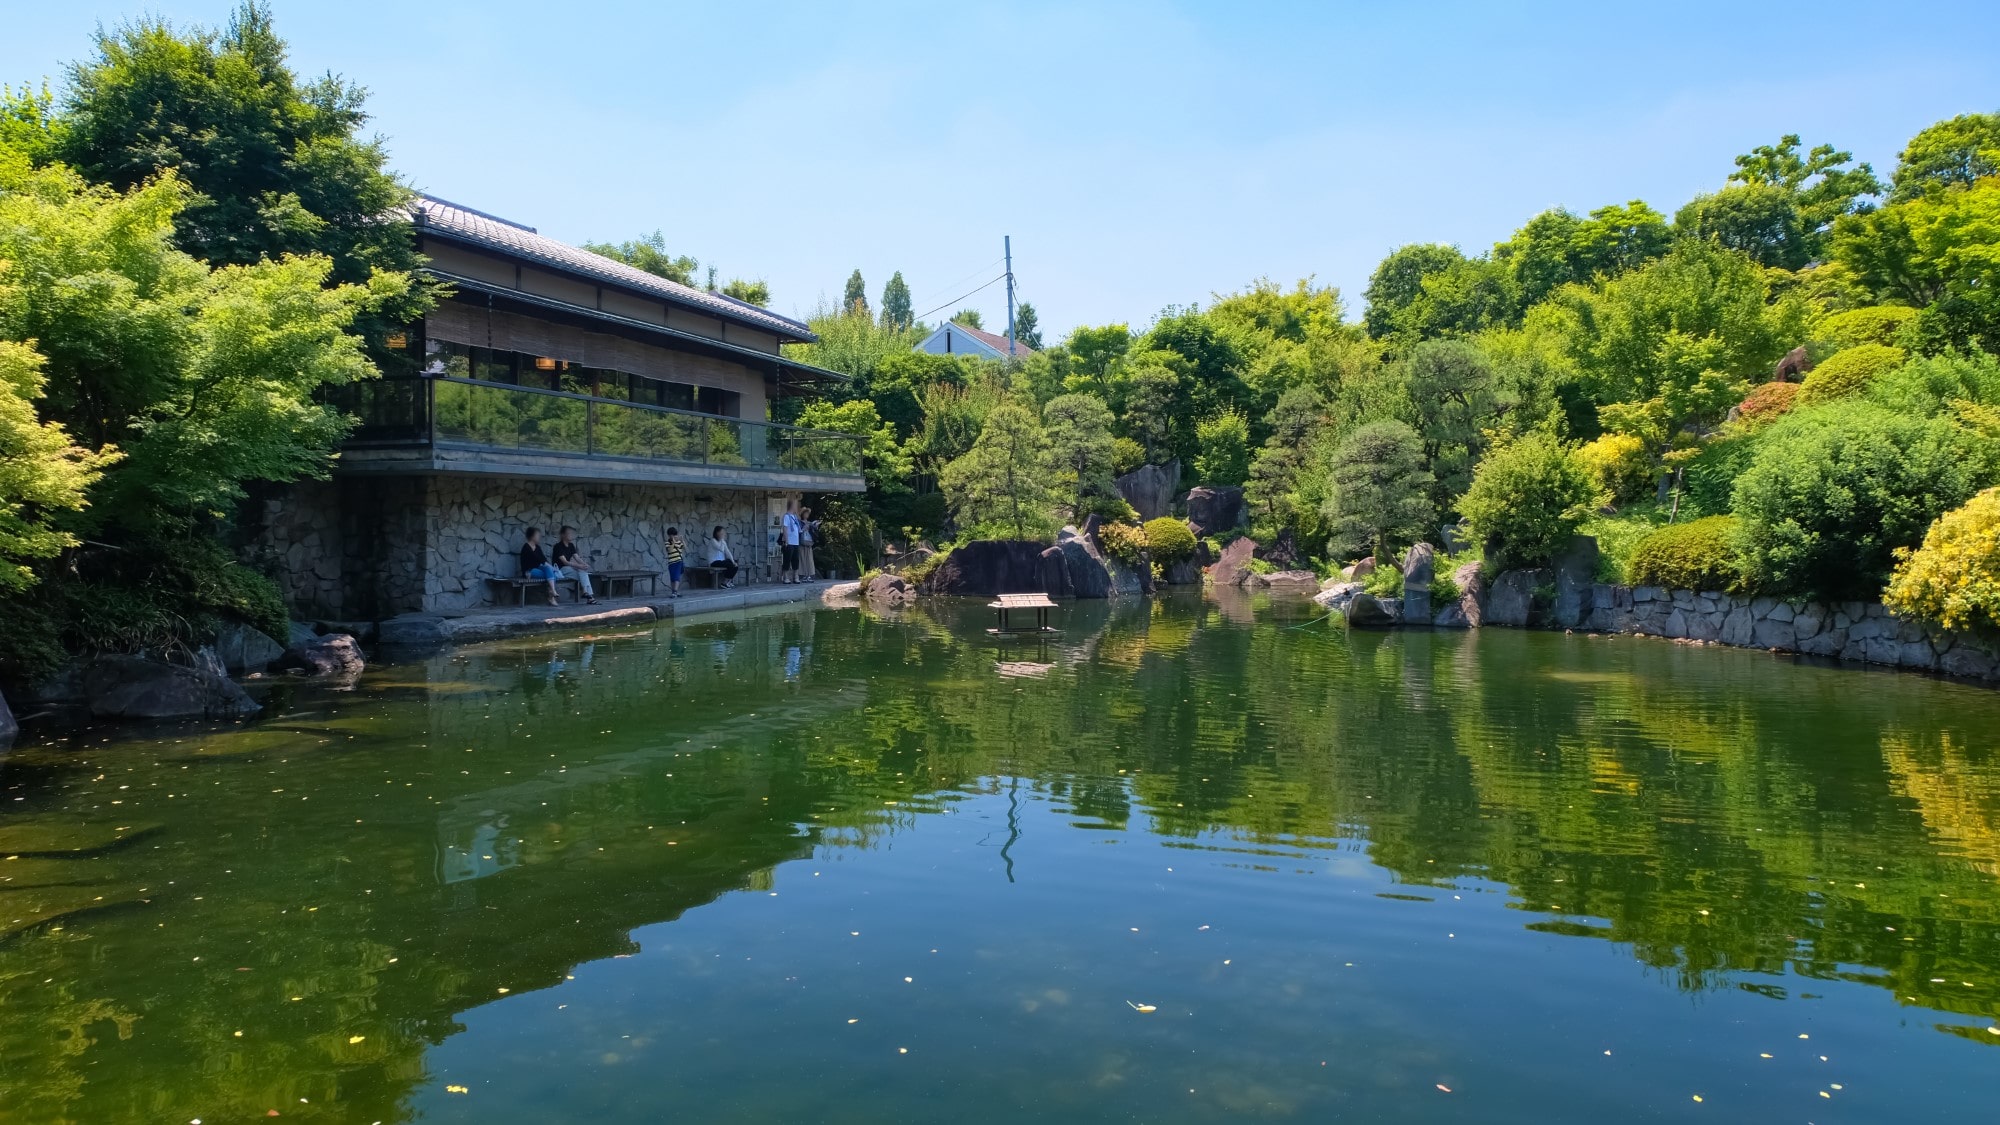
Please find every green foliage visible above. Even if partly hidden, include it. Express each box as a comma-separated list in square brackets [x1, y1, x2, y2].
[585, 231, 698, 285]
[720, 278, 770, 306]
[1889, 113, 2000, 202]
[1575, 432, 1652, 503]
[1458, 432, 1595, 569]
[1678, 430, 1762, 516]
[1193, 411, 1250, 486]
[1581, 506, 1668, 584]
[1142, 517, 1196, 563]
[1734, 381, 1800, 430]
[1797, 343, 1906, 406]
[939, 403, 1059, 540]
[1831, 177, 2000, 327]
[1494, 203, 1674, 309]
[1862, 351, 2000, 418]
[951, 308, 983, 329]
[1322, 420, 1434, 560]
[898, 545, 949, 587]
[1245, 386, 1325, 533]
[1119, 360, 1182, 465]
[1883, 486, 2000, 633]
[1099, 521, 1148, 568]
[1627, 515, 1743, 592]
[1731, 401, 1987, 599]
[1042, 393, 1119, 520]
[1675, 184, 1809, 270]
[1012, 302, 1042, 350]
[1817, 305, 1919, 351]
[1059, 323, 1132, 394]
[1396, 338, 1505, 507]
[1364, 243, 1464, 339]
[1726, 133, 1883, 253]
[792, 301, 927, 390]
[0, 341, 113, 590]
[795, 399, 910, 496]
[1363, 563, 1404, 598]
[880, 271, 913, 331]
[843, 269, 868, 315]
[1111, 436, 1145, 476]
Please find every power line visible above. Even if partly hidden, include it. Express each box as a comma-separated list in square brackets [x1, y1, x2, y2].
[913, 273, 1007, 324]
[911, 255, 1004, 312]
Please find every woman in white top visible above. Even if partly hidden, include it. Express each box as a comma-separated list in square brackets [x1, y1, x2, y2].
[707, 525, 739, 588]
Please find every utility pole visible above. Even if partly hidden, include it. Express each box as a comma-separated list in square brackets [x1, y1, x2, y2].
[1004, 235, 1016, 356]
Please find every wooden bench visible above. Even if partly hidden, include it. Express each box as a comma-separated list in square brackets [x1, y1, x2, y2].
[592, 569, 661, 598]
[486, 575, 579, 606]
[988, 592, 1058, 634]
[683, 563, 734, 589]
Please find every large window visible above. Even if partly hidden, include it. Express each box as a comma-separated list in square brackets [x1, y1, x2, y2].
[422, 339, 741, 418]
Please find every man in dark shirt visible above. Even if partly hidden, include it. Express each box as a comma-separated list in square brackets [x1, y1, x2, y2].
[520, 527, 565, 606]
[550, 525, 597, 604]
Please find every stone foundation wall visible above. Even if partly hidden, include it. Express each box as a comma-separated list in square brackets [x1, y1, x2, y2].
[1584, 584, 2000, 681]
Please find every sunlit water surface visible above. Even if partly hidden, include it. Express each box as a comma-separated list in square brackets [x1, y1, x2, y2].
[3, 592, 1999, 1123]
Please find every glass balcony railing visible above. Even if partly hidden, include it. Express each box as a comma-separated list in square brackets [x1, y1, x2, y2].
[342, 376, 863, 478]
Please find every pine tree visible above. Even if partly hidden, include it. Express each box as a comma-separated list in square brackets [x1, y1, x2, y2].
[843, 270, 868, 315]
[880, 271, 913, 330]
[1012, 302, 1043, 349]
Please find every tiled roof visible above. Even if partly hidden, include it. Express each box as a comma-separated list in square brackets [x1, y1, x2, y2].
[956, 322, 1037, 356]
[409, 195, 815, 343]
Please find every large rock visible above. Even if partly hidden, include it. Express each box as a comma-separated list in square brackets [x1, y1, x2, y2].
[1315, 582, 1364, 611]
[1115, 461, 1180, 521]
[1453, 562, 1489, 627]
[1058, 526, 1122, 597]
[278, 634, 368, 677]
[1401, 543, 1436, 624]
[1162, 559, 1204, 585]
[1254, 527, 1303, 568]
[0, 688, 16, 743]
[928, 540, 1051, 597]
[1485, 569, 1548, 627]
[1184, 486, 1247, 537]
[1345, 592, 1397, 628]
[83, 655, 260, 721]
[1249, 569, 1320, 592]
[863, 573, 913, 605]
[212, 622, 287, 675]
[1341, 557, 1376, 581]
[1208, 536, 1257, 586]
[1551, 535, 1600, 628]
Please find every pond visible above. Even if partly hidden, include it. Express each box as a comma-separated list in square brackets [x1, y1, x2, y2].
[2, 592, 1998, 1123]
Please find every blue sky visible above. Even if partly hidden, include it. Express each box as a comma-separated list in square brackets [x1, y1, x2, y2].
[5, 1, 1997, 336]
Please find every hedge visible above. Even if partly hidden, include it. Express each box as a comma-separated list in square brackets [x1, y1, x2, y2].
[1142, 517, 1197, 562]
[1883, 487, 2000, 634]
[1797, 343, 1907, 405]
[1627, 515, 1743, 592]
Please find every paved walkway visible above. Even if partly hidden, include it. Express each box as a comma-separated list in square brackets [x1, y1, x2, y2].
[377, 580, 835, 647]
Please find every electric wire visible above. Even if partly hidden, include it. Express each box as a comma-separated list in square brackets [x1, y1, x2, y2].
[913, 273, 1008, 324]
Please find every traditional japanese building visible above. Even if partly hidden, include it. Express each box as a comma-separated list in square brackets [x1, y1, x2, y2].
[254, 195, 862, 620]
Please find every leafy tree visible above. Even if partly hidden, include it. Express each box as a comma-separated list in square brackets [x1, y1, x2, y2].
[843, 269, 868, 315]
[1119, 361, 1182, 465]
[1397, 338, 1505, 507]
[791, 299, 925, 390]
[1245, 386, 1325, 529]
[795, 398, 910, 496]
[1041, 393, 1118, 520]
[1732, 401, 1988, 599]
[863, 351, 972, 439]
[1363, 243, 1464, 338]
[1889, 113, 2000, 202]
[1831, 177, 2000, 353]
[1393, 255, 1517, 341]
[940, 403, 1059, 539]
[880, 271, 913, 331]
[1494, 202, 1673, 309]
[952, 308, 984, 329]
[1727, 134, 1882, 251]
[720, 278, 770, 306]
[1193, 411, 1250, 486]
[1135, 308, 1254, 434]
[0, 341, 114, 591]
[1457, 431, 1595, 569]
[1322, 420, 1433, 560]
[585, 230, 699, 285]
[56, 2, 427, 342]
[1060, 323, 1132, 393]
[1012, 302, 1043, 350]
[1675, 183, 1810, 270]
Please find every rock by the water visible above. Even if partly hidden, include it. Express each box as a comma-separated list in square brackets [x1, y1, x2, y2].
[1551, 535, 1599, 628]
[1345, 592, 1397, 627]
[1485, 569, 1547, 627]
[1115, 460, 1180, 521]
[1314, 582, 1363, 611]
[821, 580, 864, 604]
[279, 634, 367, 677]
[213, 622, 287, 675]
[287, 621, 320, 647]
[1250, 569, 1320, 591]
[1185, 486, 1246, 537]
[927, 540, 1050, 596]
[83, 655, 260, 721]
[863, 574, 912, 604]
[1052, 529, 1116, 598]
[1433, 601, 1470, 628]
[1039, 545, 1074, 599]
[1341, 557, 1377, 581]
[1208, 537, 1257, 586]
[0, 688, 16, 742]
[1162, 559, 1204, 585]
[1453, 562, 1489, 627]
[1254, 527, 1302, 568]
[1401, 543, 1436, 623]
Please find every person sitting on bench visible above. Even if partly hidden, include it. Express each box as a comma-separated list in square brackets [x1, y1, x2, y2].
[706, 525, 740, 588]
[519, 527, 564, 607]
[550, 525, 598, 605]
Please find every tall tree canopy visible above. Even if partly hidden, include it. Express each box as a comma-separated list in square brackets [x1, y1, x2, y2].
[1363, 243, 1464, 338]
[1675, 183, 1811, 270]
[584, 231, 699, 285]
[843, 269, 868, 315]
[1726, 133, 1882, 252]
[1889, 113, 2000, 202]
[880, 271, 913, 330]
[1011, 301, 1042, 350]
[940, 403, 1058, 539]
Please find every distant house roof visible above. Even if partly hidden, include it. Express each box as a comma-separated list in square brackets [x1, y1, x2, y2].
[914, 320, 1037, 359]
[408, 195, 815, 344]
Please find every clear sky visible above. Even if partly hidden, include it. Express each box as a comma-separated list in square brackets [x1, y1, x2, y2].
[5, 1, 1997, 337]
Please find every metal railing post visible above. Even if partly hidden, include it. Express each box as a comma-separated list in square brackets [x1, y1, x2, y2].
[701, 416, 710, 464]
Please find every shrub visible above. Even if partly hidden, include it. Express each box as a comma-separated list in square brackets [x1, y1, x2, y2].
[1575, 433, 1652, 503]
[1079, 493, 1138, 524]
[1884, 487, 2000, 633]
[1098, 521, 1148, 568]
[1457, 432, 1596, 570]
[1864, 351, 2000, 418]
[1796, 343, 1906, 405]
[1678, 430, 1762, 517]
[1817, 305, 1919, 351]
[1142, 517, 1197, 562]
[1111, 436, 1146, 476]
[1582, 507, 1667, 584]
[1363, 565, 1403, 597]
[898, 547, 949, 587]
[1627, 516, 1743, 591]
[1732, 401, 1986, 599]
[1429, 566, 1461, 604]
[1734, 381, 1800, 429]
[1193, 411, 1251, 486]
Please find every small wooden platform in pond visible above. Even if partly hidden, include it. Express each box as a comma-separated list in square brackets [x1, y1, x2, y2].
[988, 593, 1058, 634]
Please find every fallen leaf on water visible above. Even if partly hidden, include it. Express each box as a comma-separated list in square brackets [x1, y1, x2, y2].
[445, 1085, 468, 1094]
[1126, 1001, 1157, 1013]
[348, 1036, 365, 1044]
[1435, 1084, 1452, 1093]
[1691, 1095, 1703, 1103]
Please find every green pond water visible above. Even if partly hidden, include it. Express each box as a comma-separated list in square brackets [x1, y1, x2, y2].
[3, 592, 1999, 1123]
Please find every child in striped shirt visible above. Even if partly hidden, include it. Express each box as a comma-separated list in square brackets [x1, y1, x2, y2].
[664, 526, 686, 598]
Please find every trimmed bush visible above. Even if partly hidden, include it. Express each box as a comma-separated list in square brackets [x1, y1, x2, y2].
[1627, 516, 1743, 592]
[1797, 343, 1906, 405]
[1099, 521, 1148, 568]
[1817, 305, 1919, 351]
[1883, 487, 2000, 634]
[1141, 517, 1196, 562]
[1575, 433, 1651, 503]
[1734, 381, 1799, 428]
[1458, 432, 1596, 570]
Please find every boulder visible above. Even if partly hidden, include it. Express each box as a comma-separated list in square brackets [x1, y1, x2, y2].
[1254, 527, 1302, 568]
[1163, 559, 1204, 586]
[1454, 562, 1489, 628]
[1056, 527, 1120, 598]
[1345, 592, 1397, 628]
[83, 654, 260, 721]
[863, 574, 912, 604]
[1485, 569, 1547, 627]
[213, 622, 287, 676]
[1433, 601, 1470, 628]
[287, 621, 320, 648]
[0, 688, 16, 743]
[1039, 545, 1074, 599]
[1401, 543, 1436, 623]
[1184, 486, 1246, 537]
[928, 540, 1052, 597]
[1550, 535, 1599, 628]
[1314, 582, 1364, 611]
[1208, 536, 1258, 586]
[278, 634, 368, 677]
[1250, 569, 1320, 592]
[1341, 557, 1377, 581]
[1115, 460, 1180, 521]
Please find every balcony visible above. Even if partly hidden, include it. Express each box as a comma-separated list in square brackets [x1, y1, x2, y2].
[331, 376, 866, 492]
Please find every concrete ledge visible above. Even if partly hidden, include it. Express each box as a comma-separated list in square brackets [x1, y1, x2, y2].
[376, 583, 825, 649]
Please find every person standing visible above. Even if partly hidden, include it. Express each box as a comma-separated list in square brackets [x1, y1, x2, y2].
[779, 500, 803, 584]
[519, 527, 563, 607]
[663, 526, 687, 598]
[797, 505, 817, 582]
[550, 525, 597, 605]
[707, 525, 740, 588]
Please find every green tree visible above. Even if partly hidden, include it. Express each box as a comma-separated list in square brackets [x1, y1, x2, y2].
[56, 2, 427, 344]
[1041, 393, 1118, 520]
[585, 230, 699, 285]
[1012, 301, 1043, 350]
[1889, 113, 2000, 202]
[1675, 183, 1810, 270]
[1397, 338, 1504, 507]
[951, 308, 983, 329]
[1457, 431, 1595, 569]
[720, 278, 770, 306]
[940, 403, 1059, 539]
[1363, 243, 1464, 338]
[1727, 133, 1882, 251]
[791, 299, 925, 390]
[1119, 361, 1182, 465]
[0, 341, 114, 591]
[1245, 386, 1325, 530]
[1060, 323, 1132, 394]
[843, 269, 868, 315]
[1494, 202, 1673, 310]
[1193, 411, 1250, 486]
[880, 271, 913, 331]
[1322, 420, 1434, 560]
[1831, 177, 2000, 353]
[795, 398, 910, 496]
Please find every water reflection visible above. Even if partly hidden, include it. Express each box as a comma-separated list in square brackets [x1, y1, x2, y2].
[1, 596, 1997, 1122]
